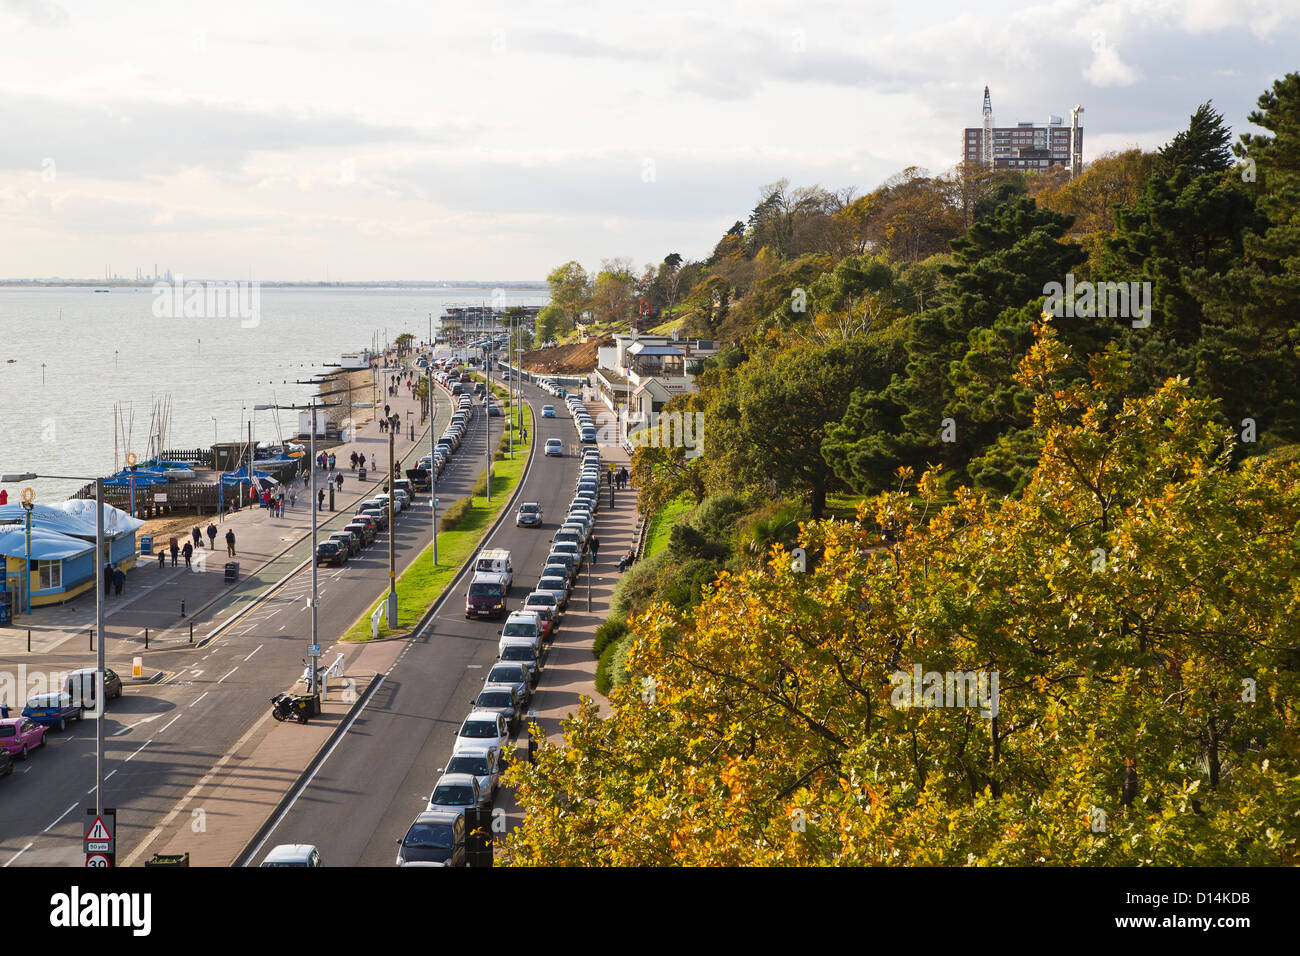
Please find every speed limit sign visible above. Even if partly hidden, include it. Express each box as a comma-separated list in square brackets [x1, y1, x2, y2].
[85, 854, 110, 867]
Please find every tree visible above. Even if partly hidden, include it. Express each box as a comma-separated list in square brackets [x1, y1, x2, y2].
[502, 324, 1300, 866]
[544, 261, 592, 333]
[1158, 101, 1234, 176]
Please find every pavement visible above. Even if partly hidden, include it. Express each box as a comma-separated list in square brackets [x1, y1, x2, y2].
[0, 354, 432, 658]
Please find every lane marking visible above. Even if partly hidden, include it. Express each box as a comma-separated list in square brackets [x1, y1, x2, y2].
[3, 843, 33, 867]
[189, 692, 209, 708]
[244, 644, 263, 662]
[218, 667, 239, 684]
[125, 742, 149, 763]
[158, 714, 182, 734]
[43, 803, 78, 833]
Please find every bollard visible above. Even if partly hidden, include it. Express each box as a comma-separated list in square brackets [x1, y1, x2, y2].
[27, 629, 31, 652]
[89, 630, 94, 651]
[180, 597, 186, 617]
[189, 623, 194, 644]
[145, 628, 149, 649]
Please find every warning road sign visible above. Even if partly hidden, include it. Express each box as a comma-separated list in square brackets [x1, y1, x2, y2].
[86, 817, 112, 841]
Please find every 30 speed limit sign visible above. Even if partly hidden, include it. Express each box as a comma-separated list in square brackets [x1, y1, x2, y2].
[85, 854, 111, 867]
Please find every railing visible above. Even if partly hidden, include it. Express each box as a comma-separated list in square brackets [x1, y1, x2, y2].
[159, 448, 215, 467]
[71, 481, 237, 517]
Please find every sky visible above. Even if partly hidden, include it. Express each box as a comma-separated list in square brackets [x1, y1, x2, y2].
[0, 0, 1296, 281]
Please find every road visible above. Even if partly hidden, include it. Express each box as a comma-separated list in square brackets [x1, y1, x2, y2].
[247, 375, 585, 865]
[0, 351, 508, 866]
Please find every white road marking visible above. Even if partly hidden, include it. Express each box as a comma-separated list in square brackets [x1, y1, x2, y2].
[244, 644, 263, 662]
[43, 803, 78, 833]
[124, 742, 149, 763]
[112, 714, 162, 736]
[218, 667, 238, 684]
[158, 714, 182, 734]
[3, 843, 33, 867]
[189, 692, 209, 708]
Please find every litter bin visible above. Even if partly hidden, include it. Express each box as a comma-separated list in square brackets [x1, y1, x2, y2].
[224, 561, 239, 583]
[140, 535, 154, 554]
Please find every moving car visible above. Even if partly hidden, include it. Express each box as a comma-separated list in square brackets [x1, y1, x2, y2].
[396, 810, 467, 867]
[541, 405, 556, 418]
[544, 439, 563, 457]
[0, 717, 46, 760]
[261, 844, 322, 867]
[64, 668, 122, 710]
[515, 502, 543, 528]
[465, 572, 509, 619]
[21, 692, 82, 730]
[473, 549, 514, 589]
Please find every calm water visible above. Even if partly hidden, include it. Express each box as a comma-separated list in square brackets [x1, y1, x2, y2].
[0, 286, 547, 501]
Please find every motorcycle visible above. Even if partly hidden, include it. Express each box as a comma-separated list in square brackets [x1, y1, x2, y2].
[270, 691, 313, 724]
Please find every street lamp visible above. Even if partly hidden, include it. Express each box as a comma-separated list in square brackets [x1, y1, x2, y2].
[1, 471, 107, 821]
[386, 412, 399, 626]
[427, 362, 438, 566]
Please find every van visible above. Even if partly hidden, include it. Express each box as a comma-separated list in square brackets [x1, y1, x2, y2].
[473, 549, 513, 589]
[466, 572, 509, 619]
[498, 610, 542, 655]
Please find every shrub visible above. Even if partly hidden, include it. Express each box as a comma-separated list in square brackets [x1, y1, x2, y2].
[472, 469, 491, 497]
[595, 629, 636, 695]
[593, 617, 628, 659]
[440, 496, 471, 531]
[609, 549, 669, 620]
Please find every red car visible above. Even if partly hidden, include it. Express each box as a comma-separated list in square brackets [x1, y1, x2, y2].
[0, 717, 47, 760]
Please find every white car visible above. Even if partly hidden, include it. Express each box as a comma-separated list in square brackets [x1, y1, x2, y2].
[443, 744, 503, 805]
[261, 844, 322, 867]
[425, 772, 484, 813]
[454, 709, 510, 754]
[545, 439, 563, 457]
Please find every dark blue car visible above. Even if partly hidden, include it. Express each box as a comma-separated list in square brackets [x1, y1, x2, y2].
[22, 692, 82, 731]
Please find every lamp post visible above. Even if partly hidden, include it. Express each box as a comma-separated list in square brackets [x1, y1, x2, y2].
[428, 362, 438, 566]
[2, 472, 107, 820]
[386, 412, 398, 626]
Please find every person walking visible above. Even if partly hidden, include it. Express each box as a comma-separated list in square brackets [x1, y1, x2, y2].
[289, 488, 297, 509]
[182, 541, 193, 570]
[226, 528, 237, 557]
[103, 563, 115, 595]
[370, 454, 377, 471]
[589, 535, 600, 566]
[192, 526, 203, 550]
[113, 566, 125, 595]
[169, 537, 179, 567]
[335, 473, 343, 491]
[317, 487, 325, 510]
[329, 453, 336, 472]
[206, 522, 218, 549]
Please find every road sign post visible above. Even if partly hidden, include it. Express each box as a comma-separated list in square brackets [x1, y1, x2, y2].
[85, 808, 115, 867]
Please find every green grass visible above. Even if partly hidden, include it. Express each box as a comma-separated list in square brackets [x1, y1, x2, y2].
[643, 495, 692, 559]
[342, 404, 533, 641]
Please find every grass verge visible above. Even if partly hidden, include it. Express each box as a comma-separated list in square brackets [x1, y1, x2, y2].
[342, 403, 533, 641]
[643, 494, 692, 559]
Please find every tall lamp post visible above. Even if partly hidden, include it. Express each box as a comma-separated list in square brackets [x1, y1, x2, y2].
[427, 362, 438, 566]
[386, 412, 399, 626]
[2, 472, 107, 819]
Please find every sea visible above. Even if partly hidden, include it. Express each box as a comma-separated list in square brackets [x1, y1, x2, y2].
[0, 285, 548, 502]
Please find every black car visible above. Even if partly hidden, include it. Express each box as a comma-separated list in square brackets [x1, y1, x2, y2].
[472, 685, 522, 733]
[396, 811, 467, 867]
[315, 541, 347, 567]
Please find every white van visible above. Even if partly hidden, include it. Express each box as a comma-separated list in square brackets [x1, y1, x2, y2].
[474, 548, 513, 589]
[498, 610, 542, 655]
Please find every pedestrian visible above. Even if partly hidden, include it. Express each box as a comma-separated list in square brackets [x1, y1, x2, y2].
[182, 541, 193, 570]
[226, 528, 236, 557]
[379, 417, 386, 434]
[329, 453, 336, 471]
[169, 537, 179, 567]
[192, 525, 203, 549]
[113, 566, 125, 595]
[289, 489, 297, 509]
[350, 451, 358, 470]
[103, 563, 114, 594]
[207, 522, 218, 549]
[370, 454, 377, 471]
[262, 489, 271, 511]
[318, 488, 325, 510]
[335, 473, 343, 491]
[589, 536, 600, 565]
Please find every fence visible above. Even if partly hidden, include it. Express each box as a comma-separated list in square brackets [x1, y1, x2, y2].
[160, 448, 215, 467]
[72, 481, 246, 517]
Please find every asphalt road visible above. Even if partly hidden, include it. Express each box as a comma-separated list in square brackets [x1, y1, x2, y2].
[0, 353, 507, 866]
[248, 375, 586, 865]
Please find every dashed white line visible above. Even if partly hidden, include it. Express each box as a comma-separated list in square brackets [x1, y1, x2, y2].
[3, 843, 33, 867]
[43, 802, 78, 833]
[243, 644, 263, 662]
[189, 692, 209, 708]
[124, 742, 149, 763]
[218, 667, 238, 684]
[158, 714, 182, 734]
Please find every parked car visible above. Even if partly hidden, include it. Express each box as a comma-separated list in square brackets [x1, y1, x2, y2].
[315, 541, 347, 567]
[523, 590, 561, 625]
[551, 528, 584, 549]
[498, 611, 543, 653]
[545, 439, 563, 457]
[524, 603, 556, 641]
[484, 663, 533, 706]
[425, 773, 483, 813]
[22, 692, 82, 730]
[351, 513, 379, 537]
[0, 717, 46, 760]
[328, 530, 361, 557]
[454, 710, 511, 754]
[535, 574, 571, 610]
[441, 746, 502, 807]
[64, 668, 122, 711]
[472, 684, 522, 733]
[396, 810, 467, 867]
[515, 502, 543, 527]
[345, 521, 375, 547]
[498, 640, 542, 684]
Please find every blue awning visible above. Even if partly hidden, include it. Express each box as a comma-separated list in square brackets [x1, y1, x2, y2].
[0, 500, 143, 538]
[0, 526, 95, 561]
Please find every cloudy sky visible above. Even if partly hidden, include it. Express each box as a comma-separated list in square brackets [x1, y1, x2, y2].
[0, 0, 1296, 281]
